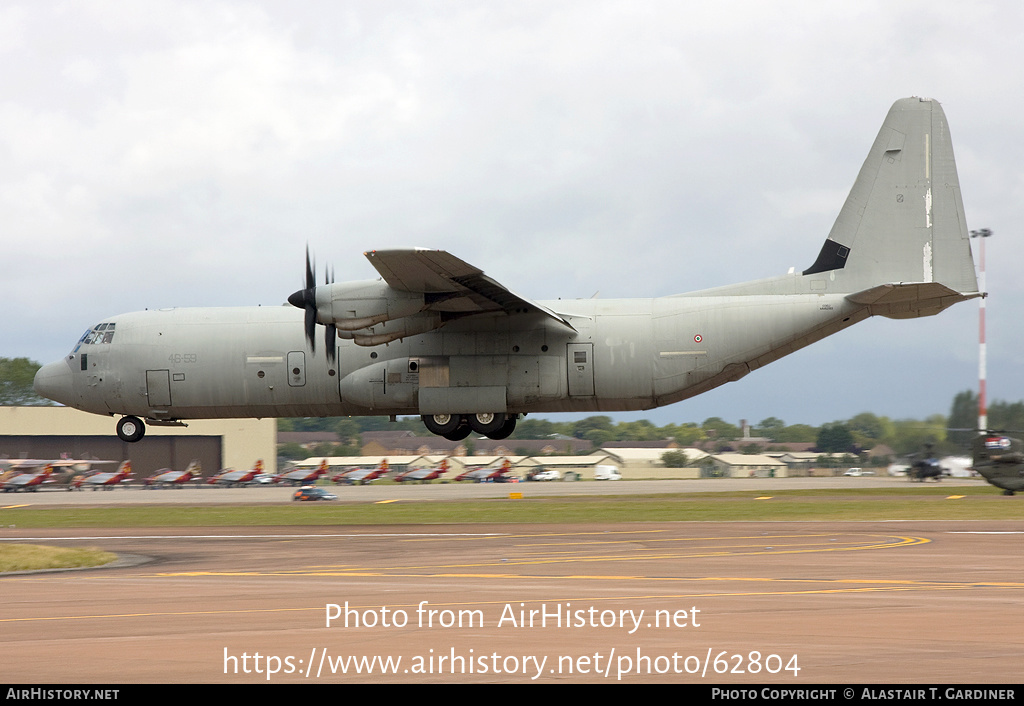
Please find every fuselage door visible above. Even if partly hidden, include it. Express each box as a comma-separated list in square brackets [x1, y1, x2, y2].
[287, 351, 306, 387]
[567, 343, 595, 396]
[146, 369, 172, 407]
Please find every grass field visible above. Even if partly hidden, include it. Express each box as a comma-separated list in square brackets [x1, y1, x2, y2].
[1, 486, 1020, 528]
[0, 544, 117, 573]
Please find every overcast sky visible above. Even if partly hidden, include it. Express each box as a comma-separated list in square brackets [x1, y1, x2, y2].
[3, 1, 1023, 428]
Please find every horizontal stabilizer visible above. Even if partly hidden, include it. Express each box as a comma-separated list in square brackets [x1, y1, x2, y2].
[846, 282, 982, 319]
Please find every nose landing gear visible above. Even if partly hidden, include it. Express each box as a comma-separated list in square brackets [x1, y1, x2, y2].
[116, 415, 146, 443]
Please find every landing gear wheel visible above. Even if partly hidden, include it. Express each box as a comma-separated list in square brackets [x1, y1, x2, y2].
[468, 412, 506, 435]
[443, 423, 472, 441]
[116, 416, 146, 443]
[487, 416, 517, 440]
[422, 414, 462, 436]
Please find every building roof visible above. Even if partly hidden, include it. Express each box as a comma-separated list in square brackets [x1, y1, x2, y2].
[520, 455, 612, 467]
[595, 447, 708, 464]
[709, 453, 788, 467]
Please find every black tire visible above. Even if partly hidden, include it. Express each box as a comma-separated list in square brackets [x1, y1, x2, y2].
[487, 416, 517, 440]
[116, 416, 146, 443]
[443, 423, 472, 441]
[422, 414, 462, 436]
[468, 412, 506, 435]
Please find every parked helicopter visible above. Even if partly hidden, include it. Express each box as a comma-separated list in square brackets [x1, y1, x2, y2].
[907, 442, 945, 482]
[972, 433, 1024, 496]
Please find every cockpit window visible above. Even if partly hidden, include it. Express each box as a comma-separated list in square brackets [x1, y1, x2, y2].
[75, 323, 116, 350]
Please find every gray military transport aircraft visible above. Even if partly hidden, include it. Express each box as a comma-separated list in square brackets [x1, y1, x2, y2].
[34, 97, 980, 443]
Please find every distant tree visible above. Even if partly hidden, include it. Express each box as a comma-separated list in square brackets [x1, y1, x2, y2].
[817, 422, 854, 453]
[309, 443, 339, 458]
[584, 429, 615, 447]
[663, 422, 704, 446]
[0, 357, 53, 406]
[848, 412, 886, 441]
[661, 450, 690, 467]
[614, 419, 661, 441]
[333, 418, 362, 446]
[772, 423, 819, 443]
[572, 416, 614, 439]
[989, 400, 1024, 436]
[511, 418, 557, 439]
[948, 390, 979, 450]
[755, 417, 785, 440]
[702, 417, 740, 440]
[881, 416, 948, 456]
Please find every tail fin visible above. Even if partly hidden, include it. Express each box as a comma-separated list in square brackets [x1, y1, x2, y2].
[804, 97, 978, 296]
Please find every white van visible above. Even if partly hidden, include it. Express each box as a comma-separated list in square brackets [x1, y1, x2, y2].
[594, 465, 621, 481]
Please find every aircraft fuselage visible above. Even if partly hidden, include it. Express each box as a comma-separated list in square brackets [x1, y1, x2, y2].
[40, 289, 865, 422]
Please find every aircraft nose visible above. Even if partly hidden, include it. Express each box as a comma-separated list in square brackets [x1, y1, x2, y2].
[34, 359, 74, 405]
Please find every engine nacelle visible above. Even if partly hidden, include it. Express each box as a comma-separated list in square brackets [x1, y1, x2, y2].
[315, 280, 425, 331]
[352, 313, 443, 346]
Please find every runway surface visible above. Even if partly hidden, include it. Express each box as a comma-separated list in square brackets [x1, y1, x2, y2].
[2, 519, 1021, 683]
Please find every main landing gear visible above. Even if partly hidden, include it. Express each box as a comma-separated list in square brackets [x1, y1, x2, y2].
[116, 415, 146, 443]
[421, 413, 517, 441]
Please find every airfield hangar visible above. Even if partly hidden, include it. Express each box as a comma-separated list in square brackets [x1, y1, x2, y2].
[0, 406, 276, 477]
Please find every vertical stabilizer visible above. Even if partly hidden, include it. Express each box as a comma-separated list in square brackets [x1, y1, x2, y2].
[803, 97, 978, 295]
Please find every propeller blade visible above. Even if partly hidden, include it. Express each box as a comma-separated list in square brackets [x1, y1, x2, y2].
[288, 246, 339, 362]
[326, 323, 337, 364]
[304, 304, 317, 353]
[305, 245, 316, 291]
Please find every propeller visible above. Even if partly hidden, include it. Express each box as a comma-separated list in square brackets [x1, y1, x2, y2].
[287, 246, 337, 364]
[324, 265, 337, 363]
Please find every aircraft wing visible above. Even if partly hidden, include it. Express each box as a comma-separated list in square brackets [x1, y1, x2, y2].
[364, 249, 575, 331]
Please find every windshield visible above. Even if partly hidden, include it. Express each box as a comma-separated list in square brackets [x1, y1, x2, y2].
[73, 323, 116, 351]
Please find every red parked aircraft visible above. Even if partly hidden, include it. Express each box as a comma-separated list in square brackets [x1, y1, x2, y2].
[207, 460, 265, 486]
[144, 460, 202, 488]
[1, 465, 57, 492]
[72, 461, 133, 491]
[332, 459, 390, 485]
[395, 458, 450, 483]
[273, 459, 329, 486]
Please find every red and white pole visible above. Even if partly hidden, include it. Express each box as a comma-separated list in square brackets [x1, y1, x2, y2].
[971, 228, 992, 430]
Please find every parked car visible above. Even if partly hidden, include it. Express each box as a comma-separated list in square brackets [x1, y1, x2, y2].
[293, 486, 338, 501]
